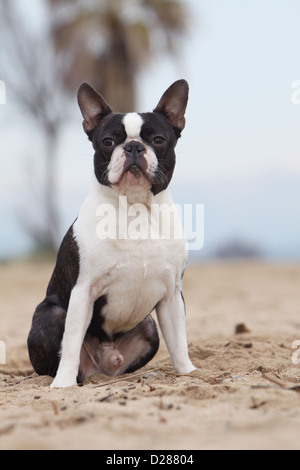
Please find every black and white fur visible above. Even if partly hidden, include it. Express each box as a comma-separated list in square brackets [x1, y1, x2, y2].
[27, 80, 195, 388]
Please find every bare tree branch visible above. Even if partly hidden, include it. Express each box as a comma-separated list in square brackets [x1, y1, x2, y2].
[0, 0, 69, 251]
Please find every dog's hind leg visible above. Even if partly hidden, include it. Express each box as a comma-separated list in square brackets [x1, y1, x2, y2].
[27, 297, 66, 378]
[79, 314, 160, 380]
[118, 314, 160, 375]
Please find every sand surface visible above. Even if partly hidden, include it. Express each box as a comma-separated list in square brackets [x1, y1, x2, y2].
[1, 259, 300, 450]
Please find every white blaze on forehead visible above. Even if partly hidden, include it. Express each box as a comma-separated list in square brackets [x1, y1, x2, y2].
[123, 113, 143, 139]
[108, 111, 158, 190]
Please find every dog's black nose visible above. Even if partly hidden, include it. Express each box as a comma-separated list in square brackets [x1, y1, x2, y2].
[124, 141, 145, 157]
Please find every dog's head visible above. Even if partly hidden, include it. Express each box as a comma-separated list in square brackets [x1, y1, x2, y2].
[77, 80, 188, 196]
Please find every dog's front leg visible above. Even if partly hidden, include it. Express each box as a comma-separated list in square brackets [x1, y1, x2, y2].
[156, 290, 195, 374]
[50, 284, 93, 388]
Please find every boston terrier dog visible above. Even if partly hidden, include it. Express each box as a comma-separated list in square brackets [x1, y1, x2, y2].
[27, 79, 195, 388]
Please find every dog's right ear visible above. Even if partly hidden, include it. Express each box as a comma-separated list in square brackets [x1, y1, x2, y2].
[77, 83, 112, 140]
[154, 79, 189, 136]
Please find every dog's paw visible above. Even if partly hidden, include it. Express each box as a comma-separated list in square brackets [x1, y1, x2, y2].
[182, 365, 197, 375]
[174, 360, 196, 375]
[50, 374, 77, 389]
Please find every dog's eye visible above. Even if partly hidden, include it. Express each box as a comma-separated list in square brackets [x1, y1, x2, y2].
[102, 138, 115, 147]
[152, 136, 165, 145]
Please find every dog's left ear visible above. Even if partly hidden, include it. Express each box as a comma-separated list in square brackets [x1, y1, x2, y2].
[153, 79, 189, 134]
[77, 83, 112, 140]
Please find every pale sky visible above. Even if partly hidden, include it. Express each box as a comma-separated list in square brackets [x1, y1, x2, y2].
[1, 0, 300, 259]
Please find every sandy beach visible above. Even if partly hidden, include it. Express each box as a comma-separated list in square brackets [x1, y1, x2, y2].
[1, 259, 300, 450]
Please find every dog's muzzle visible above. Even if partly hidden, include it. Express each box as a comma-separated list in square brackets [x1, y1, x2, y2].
[123, 140, 148, 177]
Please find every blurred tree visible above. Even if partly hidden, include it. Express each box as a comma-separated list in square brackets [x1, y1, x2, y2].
[214, 239, 264, 260]
[0, 0, 67, 253]
[0, 0, 189, 256]
[47, 0, 188, 112]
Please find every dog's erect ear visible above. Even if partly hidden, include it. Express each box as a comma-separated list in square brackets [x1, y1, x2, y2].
[77, 83, 112, 139]
[153, 79, 189, 134]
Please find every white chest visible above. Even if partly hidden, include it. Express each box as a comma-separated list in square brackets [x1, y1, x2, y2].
[102, 239, 183, 334]
[73, 180, 187, 335]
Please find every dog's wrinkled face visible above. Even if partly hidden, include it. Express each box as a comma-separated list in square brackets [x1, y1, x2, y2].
[77, 80, 189, 195]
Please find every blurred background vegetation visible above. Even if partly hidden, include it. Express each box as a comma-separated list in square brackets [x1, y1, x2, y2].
[1, 0, 299, 262]
[0, 0, 189, 254]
